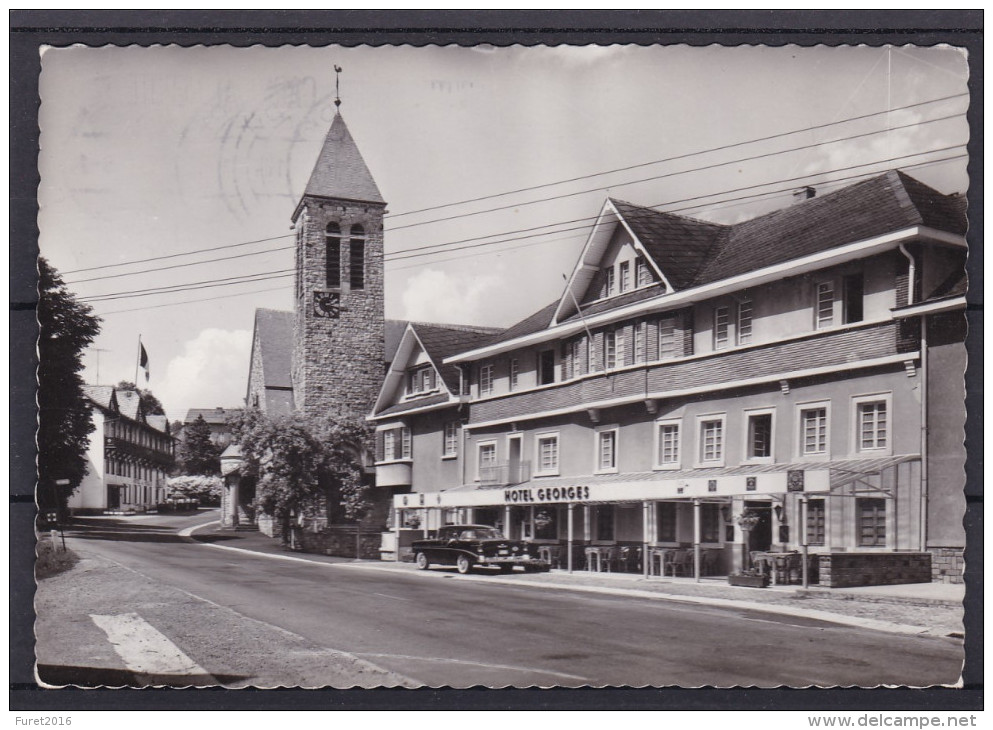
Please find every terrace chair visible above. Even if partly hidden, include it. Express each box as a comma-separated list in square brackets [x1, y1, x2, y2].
[664, 549, 689, 577]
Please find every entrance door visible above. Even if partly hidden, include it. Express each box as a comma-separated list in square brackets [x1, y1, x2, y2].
[746, 503, 772, 553]
[107, 484, 120, 509]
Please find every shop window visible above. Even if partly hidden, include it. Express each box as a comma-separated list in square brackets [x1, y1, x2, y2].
[699, 417, 724, 465]
[443, 421, 459, 458]
[701, 503, 721, 543]
[657, 503, 677, 542]
[480, 363, 494, 396]
[326, 222, 341, 289]
[857, 400, 888, 452]
[843, 273, 864, 324]
[534, 508, 557, 540]
[800, 405, 828, 456]
[737, 298, 753, 345]
[806, 499, 825, 545]
[656, 421, 680, 469]
[535, 434, 559, 476]
[596, 505, 615, 541]
[659, 313, 676, 359]
[857, 498, 886, 547]
[816, 281, 834, 329]
[538, 350, 556, 385]
[349, 225, 365, 290]
[714, 305, 730, 350]
[508, 358, 519, 390]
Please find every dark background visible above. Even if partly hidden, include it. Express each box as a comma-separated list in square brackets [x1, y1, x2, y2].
[10, 10, 983, 712]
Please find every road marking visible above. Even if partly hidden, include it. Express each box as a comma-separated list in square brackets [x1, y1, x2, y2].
[371, 592, 412, 602]
[177, 520, 219, 537]
[90, 613, 213, 682]
[354, 652, 591, 683]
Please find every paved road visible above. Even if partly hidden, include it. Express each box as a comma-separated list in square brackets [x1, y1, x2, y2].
[39, 513, 964, 688]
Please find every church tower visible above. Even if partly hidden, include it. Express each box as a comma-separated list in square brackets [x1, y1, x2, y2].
[291, 108, 386, 420]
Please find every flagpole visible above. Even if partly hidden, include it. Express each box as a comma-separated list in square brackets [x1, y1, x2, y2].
[135, 334, 142, 387]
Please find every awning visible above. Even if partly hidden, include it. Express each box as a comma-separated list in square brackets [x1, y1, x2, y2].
[393, 456, 920, 510]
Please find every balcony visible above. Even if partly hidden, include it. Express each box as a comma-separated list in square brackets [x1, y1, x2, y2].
[376, 460, 412, 488]
[479, 461, 531, 487]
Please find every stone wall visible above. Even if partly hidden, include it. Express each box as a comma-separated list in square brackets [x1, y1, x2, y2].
[930, 547, 964, 584]
[298, 525, 381, 560]
[292, 200, 386, 422]
[818, 552, 932, 588]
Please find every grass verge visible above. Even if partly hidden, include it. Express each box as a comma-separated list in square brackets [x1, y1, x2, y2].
[36, 538, 79, 580]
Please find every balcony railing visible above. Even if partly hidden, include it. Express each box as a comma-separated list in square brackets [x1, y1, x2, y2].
[479, 461, 531, 487]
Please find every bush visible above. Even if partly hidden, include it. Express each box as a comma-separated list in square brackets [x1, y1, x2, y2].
[167, 475, 223, 506]
[36, 538, 79, 580]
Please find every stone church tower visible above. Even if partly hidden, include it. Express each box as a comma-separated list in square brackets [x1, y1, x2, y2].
[291, 111, 386, 420]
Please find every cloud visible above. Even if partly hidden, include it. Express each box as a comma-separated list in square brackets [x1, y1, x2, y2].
[400, 267, 502, 325]
[156, 328, 252, 421]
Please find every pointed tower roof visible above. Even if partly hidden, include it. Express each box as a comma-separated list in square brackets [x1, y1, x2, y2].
[295, 112, 385, 218]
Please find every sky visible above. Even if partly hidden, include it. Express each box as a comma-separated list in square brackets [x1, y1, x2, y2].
[37, 43, 970, 422]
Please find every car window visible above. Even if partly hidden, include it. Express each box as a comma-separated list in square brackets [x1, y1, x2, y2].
[459, 530, 476, 539]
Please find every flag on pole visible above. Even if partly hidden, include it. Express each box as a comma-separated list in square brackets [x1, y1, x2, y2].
[139, 343, 150, 382]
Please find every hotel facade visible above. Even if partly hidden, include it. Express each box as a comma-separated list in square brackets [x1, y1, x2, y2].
[371, 173, 968, 586]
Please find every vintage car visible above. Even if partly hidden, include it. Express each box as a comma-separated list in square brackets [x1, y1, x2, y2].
[411, 524, 549, 574]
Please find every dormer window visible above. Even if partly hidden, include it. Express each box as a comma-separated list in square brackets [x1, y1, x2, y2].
[407, 365, 437, 396]
[636, 257, 652, 288]
[619, 261, 631, 293]
[603, 267, 615, 298]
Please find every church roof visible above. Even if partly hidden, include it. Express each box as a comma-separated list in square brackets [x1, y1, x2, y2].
[297, 113, 385, 214]
[252, 309, 295, 389]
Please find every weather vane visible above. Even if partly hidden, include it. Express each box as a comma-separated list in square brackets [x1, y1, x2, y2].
[334, 65, 343, 108]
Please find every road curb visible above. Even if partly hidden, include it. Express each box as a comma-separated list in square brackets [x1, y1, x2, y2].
[185, 526, 946, 638]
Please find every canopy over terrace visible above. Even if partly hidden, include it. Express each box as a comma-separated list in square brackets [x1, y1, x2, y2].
[393, 456, 918, 586]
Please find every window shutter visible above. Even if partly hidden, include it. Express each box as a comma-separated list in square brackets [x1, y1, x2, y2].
[375, 431, 385, 462]
[428, 368, 436, 390]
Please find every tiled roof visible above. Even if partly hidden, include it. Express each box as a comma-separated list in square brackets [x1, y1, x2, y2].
[479, 300, 558, 348]
[116, 390, 142, 421]
[491, 170, 965, 348]
[300, 113, 385, 206]
[694, 170, 966, 286]
[610, 198, 726, 289]
[82, 385, 116, 411]
[253, 309, 294, 389]
[561, 283, 667, 325]
[146, 415, 170, 434]
[185, 407, 241, 426]
[385, 319, 408, 365]
[413, 323, 503, 393]
[376, 392, 454, 418]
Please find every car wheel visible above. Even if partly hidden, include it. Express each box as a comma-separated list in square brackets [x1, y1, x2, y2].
[456, 554, 473, 574]
[415, 552, 429, 570]
[499, 564, 514, 573]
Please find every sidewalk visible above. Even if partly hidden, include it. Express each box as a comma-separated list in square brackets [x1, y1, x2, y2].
[187, 525, 965, 638]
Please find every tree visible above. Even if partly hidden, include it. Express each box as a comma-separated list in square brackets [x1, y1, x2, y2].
[232, 409, 328, 545]
[313, 409, 376, 524]
[37, 257, 101, 516]
[177, 414, 221, 476]
[116, 380, 165, 416]
[166, 475, 223, 505]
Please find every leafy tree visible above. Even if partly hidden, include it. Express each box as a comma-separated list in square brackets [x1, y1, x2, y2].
[177, 414, 221, 476]
[232, 410, 328, 545]
[116, 380, 165, 416]
[166, 475, 223, 505]
[37, 258, 101, 516]
[313, 409, 376, 524]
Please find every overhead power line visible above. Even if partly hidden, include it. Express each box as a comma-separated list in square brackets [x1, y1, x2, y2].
[382, 91, 967, 221]
[81, 148, 966, 306]
[68, 109, 967, 289]
[63, 94, 966, 282]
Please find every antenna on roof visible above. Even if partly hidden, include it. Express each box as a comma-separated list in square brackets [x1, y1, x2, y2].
[334, 65, 343, 109]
